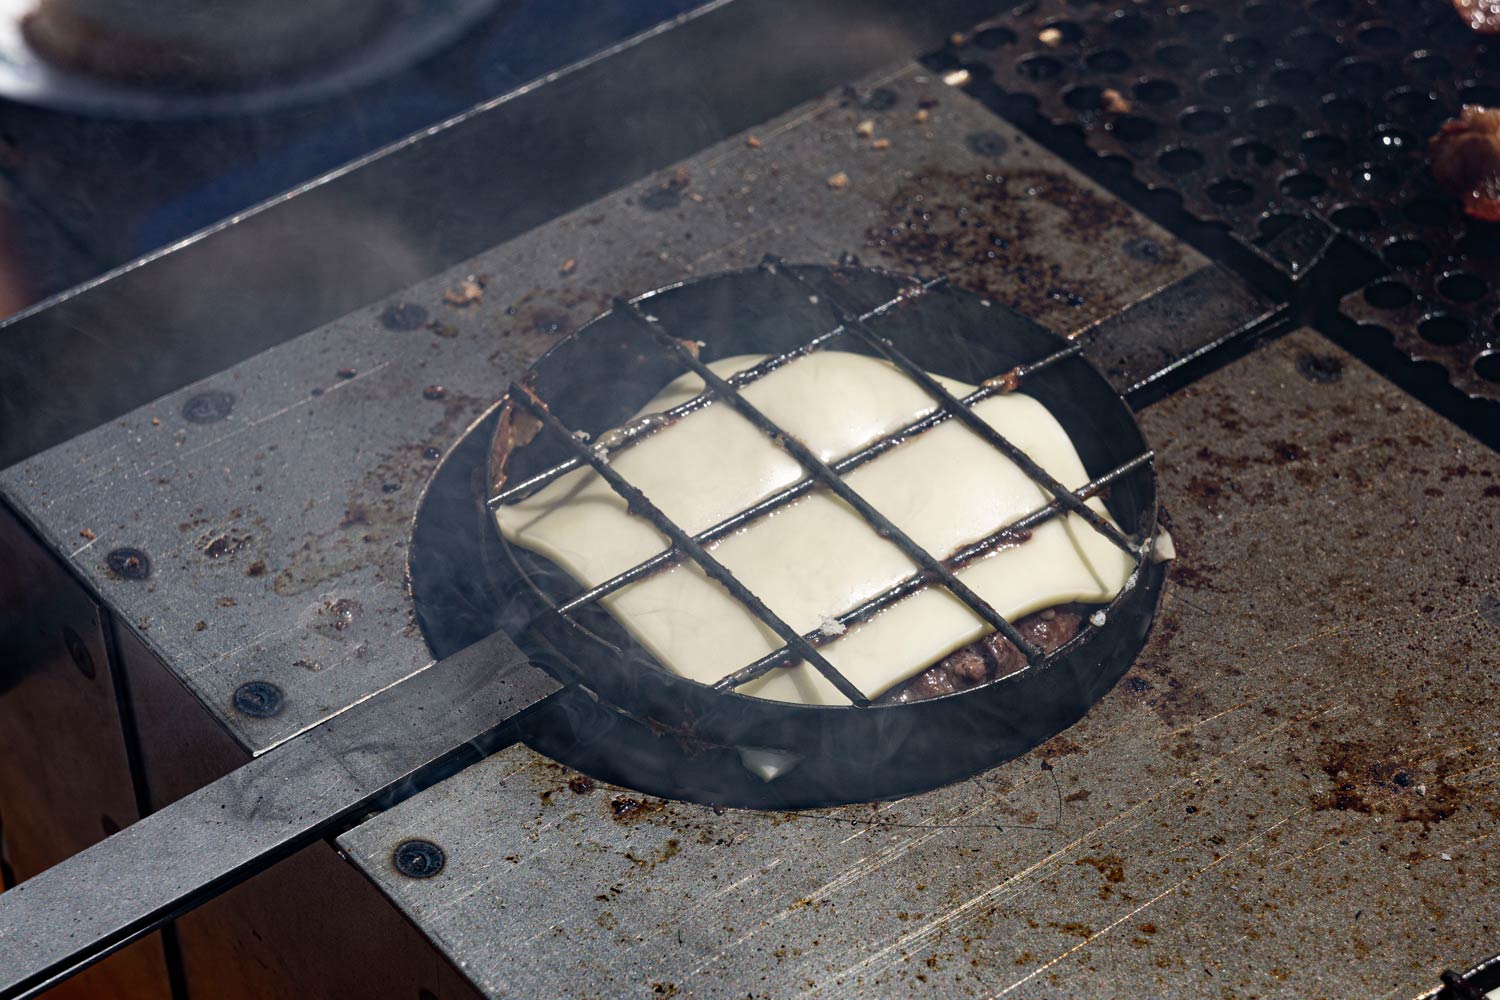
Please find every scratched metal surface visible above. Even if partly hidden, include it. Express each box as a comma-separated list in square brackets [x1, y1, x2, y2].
[339, 330, 1500, 999]
[0, 64, 1236, 755]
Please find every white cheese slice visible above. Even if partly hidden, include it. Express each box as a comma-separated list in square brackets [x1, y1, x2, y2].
[496, 351, 1134, 706]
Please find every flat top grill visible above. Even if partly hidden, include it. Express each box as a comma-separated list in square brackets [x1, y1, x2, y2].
[492, 260, 1153, 705]
[22, 49, 1500, 1000]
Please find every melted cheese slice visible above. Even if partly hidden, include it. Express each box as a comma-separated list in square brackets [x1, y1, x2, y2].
[497, 351, 1134, 705]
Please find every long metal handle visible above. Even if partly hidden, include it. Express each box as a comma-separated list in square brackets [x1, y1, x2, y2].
[0, 632, 561, 999]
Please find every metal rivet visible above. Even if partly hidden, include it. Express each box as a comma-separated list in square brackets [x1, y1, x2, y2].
[105, 547, 151, 580]
[393, 839, 445, 878]
[181, 390, 236, 424]
[966, 131, 1010, 157]
[62, 626, 96, 679]
[233, 681, 284, 718]
[381, 301, 429, 331]
[1296, 353, 1344, 383]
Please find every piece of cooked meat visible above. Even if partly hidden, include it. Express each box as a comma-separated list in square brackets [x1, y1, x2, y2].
[1454, 0, 1500, 33]
[1429, 106, 1500, 221]
[880, 606, 1084, 704]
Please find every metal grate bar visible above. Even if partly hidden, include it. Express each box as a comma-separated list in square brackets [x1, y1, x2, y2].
[557, 341, 1084, 614]
[505, 381, 872, 706]
[713, 451, 1152, 692]
[614, 295, 1047, 667]
[489, 276, 945, 507]
[776, 263, 1140, 557]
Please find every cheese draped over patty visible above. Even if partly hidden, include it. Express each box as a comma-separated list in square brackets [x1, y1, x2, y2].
[496, 351, 1134, 705]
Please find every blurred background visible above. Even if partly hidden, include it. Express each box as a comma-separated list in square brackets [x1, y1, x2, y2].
[0, 0, 703, 319]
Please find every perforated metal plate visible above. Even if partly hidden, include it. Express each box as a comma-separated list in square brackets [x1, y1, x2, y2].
[940, 0, 1500, 400]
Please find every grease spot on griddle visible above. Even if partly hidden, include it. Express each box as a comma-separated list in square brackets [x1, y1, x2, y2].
[610, 795, 666, 823]
[866, 167, 1181, 329]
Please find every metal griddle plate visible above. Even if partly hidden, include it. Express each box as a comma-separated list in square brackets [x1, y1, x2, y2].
[0, 66, 1271, 996]
[339, 330, 1500, 999]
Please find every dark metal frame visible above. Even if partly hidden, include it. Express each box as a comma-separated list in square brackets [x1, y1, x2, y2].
[490, 257, 1153, 706]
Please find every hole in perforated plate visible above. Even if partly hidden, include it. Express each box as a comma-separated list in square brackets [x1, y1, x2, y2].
[1158, 146, 1205, 174]
[1086, 48, 1133, 72]
[1331, 204, 1379, 230]
[1230, 138, 1276, 166]
[1356, 22, 1402, 47]
[1134, 79, 1179, 103]
[1407, 51, 1453, 80]
[1272, 65, 1318, 94]
[1459, 229, 1500, 258]
[1019, 55, 1065, 80]
[1461, 81, 1500, 106]
[1063, 84, 1103, 109]
[1156, 43, 1195, 68]
[1437, 271, 1488, 302]
[1419, 313, 1469, 345]
[1321, 95, 1370, 128]
[1252, 102, 1298, 130]
[1404, 196, 1456, 227]
[1286, 29, 1340, 64]
[1223, 34, 1269, 63]
[1364, 279, 1414, 308]
[1382, 237, 1430, 266]
[1386, 87, 1436, 121]
[1309, 0, 1352, 16]
[1109, 115, 1158, 142]
[1107, 10, 1151, 38]
[974, 26, 1019, 48]
[1207, 177, 1255, 205]
[1243, 1, 1279, 22]
[1336, 58, 1385, 88]
[1300, 133, 1347, 163]
[1280, 172, 1328, 198]
[1200, 70, 1245, 99]
[1182, 106, 1229, 133]
[1475, 351, 1500, 382]
[1176, 7, 1220, 33]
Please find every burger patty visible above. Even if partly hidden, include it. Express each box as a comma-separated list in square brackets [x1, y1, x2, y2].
[878, 605, 1084, 704]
